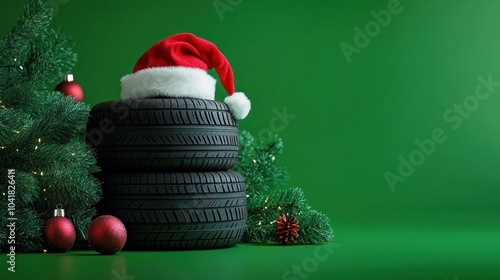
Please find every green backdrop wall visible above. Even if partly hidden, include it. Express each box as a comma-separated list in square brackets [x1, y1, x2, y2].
[2, 0, 499, 236]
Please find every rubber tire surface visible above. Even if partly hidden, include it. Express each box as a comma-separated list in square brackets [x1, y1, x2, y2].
[96, 171, 247, 250]
[86, 98, 239, 172]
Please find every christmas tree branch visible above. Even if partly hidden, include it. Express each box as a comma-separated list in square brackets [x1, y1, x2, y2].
[25, 29, 77, 89]
[234, 131, 333, 245]
[0, 0, 53, 67]
[0, 0, 101, 252]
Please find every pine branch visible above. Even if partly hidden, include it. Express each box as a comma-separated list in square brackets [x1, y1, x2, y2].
[0, 208, 44, 252]
[236, 131, 333, 245]
[70, 207, 97, 240]
[0, 80, 38, 111]
[35, 165, 101, 212]
[234, 131, 289, 196]
[296, 210, 333, 244]
[0, 0, 53, 67]
[35, 141, 99, 172]
[0, 1, 75, 105]
[16, 94, 89, 146]
[0, 0, 101, 252]
[248, 187, 306, 213]
[6, 171, 39, 208]
[0, 0, 53, 94]
[25, 29, 77, 89]
[0, 108, 30, 145]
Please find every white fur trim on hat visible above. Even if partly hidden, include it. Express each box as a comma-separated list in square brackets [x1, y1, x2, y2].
[224, 92, 251, 120]
[120, 66, 216, 100]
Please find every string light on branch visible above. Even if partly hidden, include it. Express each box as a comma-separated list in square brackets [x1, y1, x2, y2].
[233, 131, 334, 245]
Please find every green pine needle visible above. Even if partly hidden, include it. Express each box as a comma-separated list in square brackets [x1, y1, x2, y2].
[234, 131, 333, 245]
[0, 0, 100, 252]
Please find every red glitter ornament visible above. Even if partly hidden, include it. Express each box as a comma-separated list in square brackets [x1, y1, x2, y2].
[44, 205, 76, 252]
[87, 215, 127, 255]
[55, 74, 84, 102]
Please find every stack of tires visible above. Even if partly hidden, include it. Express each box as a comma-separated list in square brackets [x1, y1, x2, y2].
[86, 98, 246, 250]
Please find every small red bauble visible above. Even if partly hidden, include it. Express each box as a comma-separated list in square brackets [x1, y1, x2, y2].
[88, 215, 127, 255]
[55, 74, 84, 102]
[44, 207, 76, 252]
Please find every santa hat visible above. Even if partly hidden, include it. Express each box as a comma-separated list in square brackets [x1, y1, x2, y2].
[120, 33, 251, 120]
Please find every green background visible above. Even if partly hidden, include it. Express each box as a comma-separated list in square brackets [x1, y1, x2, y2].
[1, 0, 500, 279]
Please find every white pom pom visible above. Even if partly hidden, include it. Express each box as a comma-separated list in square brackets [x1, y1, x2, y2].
[224, 92, 251, 120]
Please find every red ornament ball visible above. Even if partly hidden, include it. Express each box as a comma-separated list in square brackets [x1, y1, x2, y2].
[55, 74, 84, 102]
[88, 215, 127, 255]
[44, 216, 76, 252]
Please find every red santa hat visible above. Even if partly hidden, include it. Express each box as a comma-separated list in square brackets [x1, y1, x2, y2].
[120, 33, 251, 119]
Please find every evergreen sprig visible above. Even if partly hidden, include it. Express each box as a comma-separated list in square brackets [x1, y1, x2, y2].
[0, 0, 53, 66]
[0, 0, 100, 252]
[234, 131, 333, 245]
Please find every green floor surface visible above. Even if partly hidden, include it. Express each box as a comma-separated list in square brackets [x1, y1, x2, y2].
[3, 225, 500, 280]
